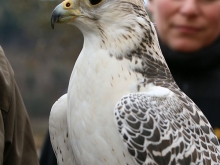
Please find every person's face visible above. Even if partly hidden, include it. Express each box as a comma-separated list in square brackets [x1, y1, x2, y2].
[148, 0, 220, 52]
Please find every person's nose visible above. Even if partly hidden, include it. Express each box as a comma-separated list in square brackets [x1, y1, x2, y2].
[180, 0, 200, 17]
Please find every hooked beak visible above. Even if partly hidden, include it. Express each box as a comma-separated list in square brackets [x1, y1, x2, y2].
[51, 0, 82, 29]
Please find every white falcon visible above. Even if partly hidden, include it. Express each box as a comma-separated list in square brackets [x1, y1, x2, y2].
[49, 0, 220, 164]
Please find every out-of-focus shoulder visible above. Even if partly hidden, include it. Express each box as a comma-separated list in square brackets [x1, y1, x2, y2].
[0, 46, 15, 112]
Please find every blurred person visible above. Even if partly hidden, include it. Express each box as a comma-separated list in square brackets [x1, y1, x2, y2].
[147, 0, 220, 137]
[0, 46, 39, 165]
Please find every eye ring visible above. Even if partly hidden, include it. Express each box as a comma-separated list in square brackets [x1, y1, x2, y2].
[89, 0, 102, 5]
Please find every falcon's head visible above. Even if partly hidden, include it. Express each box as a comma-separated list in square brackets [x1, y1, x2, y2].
[51, 0, 146, 31]
[51, 0, 161, 61]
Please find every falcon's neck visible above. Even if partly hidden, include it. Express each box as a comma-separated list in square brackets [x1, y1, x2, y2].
[80, 4, 176, 90]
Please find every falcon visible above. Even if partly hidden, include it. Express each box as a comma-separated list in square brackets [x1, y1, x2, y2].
[49, 0, 220, 164]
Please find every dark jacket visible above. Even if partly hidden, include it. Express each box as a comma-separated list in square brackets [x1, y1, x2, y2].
[160, 36, 220, 139]
[40, 131, 57, 165]
[0, 46, 39, 165]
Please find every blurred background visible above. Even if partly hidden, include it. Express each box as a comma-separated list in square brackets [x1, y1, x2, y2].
[0, 0, 83, 154]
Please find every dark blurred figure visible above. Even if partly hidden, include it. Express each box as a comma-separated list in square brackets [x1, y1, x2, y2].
[40, 131, 57, 165]
[0, 46, 39, 165]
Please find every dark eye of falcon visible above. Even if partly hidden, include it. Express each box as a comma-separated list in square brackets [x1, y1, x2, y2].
[89, 0, 102, 5]
[66, 2, 71, 7]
